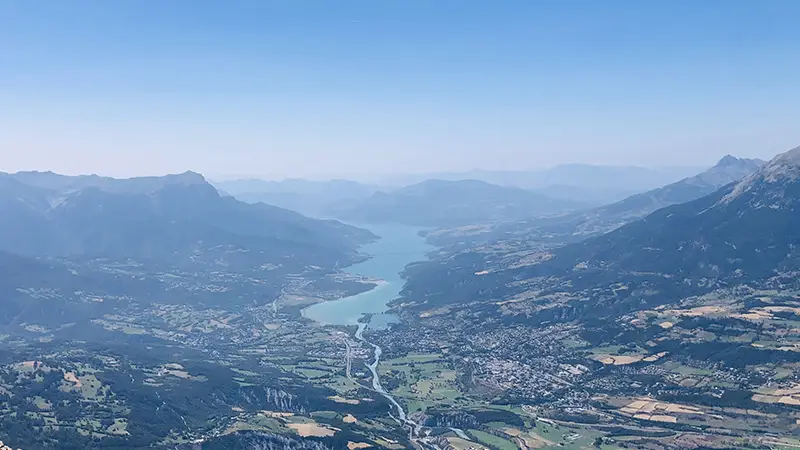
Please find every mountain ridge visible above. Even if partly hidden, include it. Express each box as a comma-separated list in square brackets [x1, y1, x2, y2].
[548, 147, 798, 282]
[573, 154, 765, 233]
[4, 170, 208, 194]
[721, 146, 800, 204]
[212, 178, 380, 218]
[0, 171, 375, 268]
[333, 178, 586, 227]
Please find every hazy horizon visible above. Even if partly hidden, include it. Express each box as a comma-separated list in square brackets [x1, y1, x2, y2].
[3, 1, 800, 178]
[0, 161, 709, 183]
[3, 4, 800, 447]
[208, 162, 711, 184]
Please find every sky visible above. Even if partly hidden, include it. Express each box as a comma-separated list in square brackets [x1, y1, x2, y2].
[2, 0, 800, 179]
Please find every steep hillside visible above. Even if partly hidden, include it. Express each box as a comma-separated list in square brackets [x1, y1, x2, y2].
[213, 178, 379, 217]
[553, 148, 798, 281]
[389, 148, 800, 450]
[0, 171, 375, 268]
[573, 155, 764, 233]
[425, 155, 764, 248]
[403, 149, 796, 313]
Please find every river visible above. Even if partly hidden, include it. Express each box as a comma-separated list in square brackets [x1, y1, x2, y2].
[301, 223, 436, 446]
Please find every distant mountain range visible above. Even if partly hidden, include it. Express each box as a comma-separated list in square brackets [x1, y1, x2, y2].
[428, 155, 763, 247]
[331, 179, 588, 227]
[214, 156, 762, 232]
[569, 155, 765, 235]
[552, 148, 798, 281]
[402, 147, 800, 321]
[212, 178, 379, 217]
[0, 171, 374, 269]
[371, 163, 704, 203]
[391, 147, 800, 450]
[213, 164, 707, 218]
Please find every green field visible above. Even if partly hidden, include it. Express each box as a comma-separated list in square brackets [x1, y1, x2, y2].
[468, 429, 517, 450]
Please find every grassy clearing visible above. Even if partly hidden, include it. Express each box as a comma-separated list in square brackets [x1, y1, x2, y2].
[233, 377, 257, 387]
[33, 396, 52, 410]
[521, 419, 630, 450]
[294, 368, 333, 379]
[448, 437, 488, 449]
[468, 429, 517, 450]
[231, 368, 259, 377]
[589, 345, 624, 355]
[380, 353, 468, 412]
[287, 421, 337, 437]
[222, 416, 283, 436]
[384, 353, 443, 365]
[107, 418, 129, 435]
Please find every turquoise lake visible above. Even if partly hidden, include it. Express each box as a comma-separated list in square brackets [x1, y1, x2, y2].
[302, 224, 433, 327]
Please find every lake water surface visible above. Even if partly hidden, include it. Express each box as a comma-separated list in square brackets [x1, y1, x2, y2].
[302, 224, 433, 327]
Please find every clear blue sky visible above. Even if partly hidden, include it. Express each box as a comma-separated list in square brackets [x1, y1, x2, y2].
[2, 0, 799, 178]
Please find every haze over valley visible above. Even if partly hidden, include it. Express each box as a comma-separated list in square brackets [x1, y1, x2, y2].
[3, 2, 800, 450]
[2, 146, 800, 450]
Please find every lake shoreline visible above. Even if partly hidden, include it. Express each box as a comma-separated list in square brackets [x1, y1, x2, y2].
[301, 224, 434, 327]
[299, 279, 389, 320]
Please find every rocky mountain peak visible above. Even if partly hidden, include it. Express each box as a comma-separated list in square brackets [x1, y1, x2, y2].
[714, 154, 741, 167]
[721, 145, 800, 204]
[756, 146, 800, 185]
[711, 154, 764, 171]
[682, 154, 763, 189]
[164, 170, 207, 185]
[772, 145, 800, 166]
[2, 170, 211, 195]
